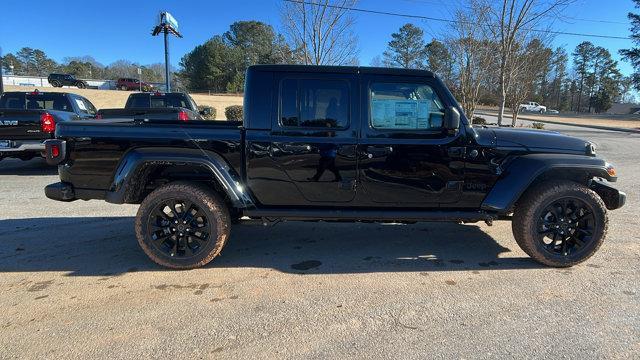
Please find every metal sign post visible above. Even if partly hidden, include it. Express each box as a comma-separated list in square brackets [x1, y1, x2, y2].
[137, 67, 142, 91]
[0, 47, 4, 95]
[152, 12, 182, 92]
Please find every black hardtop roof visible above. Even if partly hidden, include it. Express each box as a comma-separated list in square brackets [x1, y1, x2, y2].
[129, 92, 188, 96]
[248, 64, 435, 78]
[2, 91, 68, 96]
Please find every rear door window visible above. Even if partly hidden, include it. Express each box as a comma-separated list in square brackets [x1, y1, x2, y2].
[280, 79, 350, 128]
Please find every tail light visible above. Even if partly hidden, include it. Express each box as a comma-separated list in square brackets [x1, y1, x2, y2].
[178, 111, 189, 122]
[40, 113, 56, 133]
[51, 144, 60, 157]
[44, 139, 66, 165]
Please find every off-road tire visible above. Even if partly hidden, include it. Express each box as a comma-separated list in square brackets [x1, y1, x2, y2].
[76, 82, 86, 89]
[51, 80, 62, 87]
[512, 180, 608, 267]
[120, 85, 128, 91]
[135, 181, 231, 269]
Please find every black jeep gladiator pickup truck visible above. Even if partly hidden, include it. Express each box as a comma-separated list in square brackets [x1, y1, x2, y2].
[44, 65, 626, 269]
[0, 90, 97, 161]
[97, 92, 210, 121]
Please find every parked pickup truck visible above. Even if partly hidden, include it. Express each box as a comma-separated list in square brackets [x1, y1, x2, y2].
[44, 65, 626, 269]
[0, 90, 97, 161]
[519, 101, 547, 114]
[97, 92, 210, 121]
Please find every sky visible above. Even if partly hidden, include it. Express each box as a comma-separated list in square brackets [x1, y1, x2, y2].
[0, 0, 637, 75]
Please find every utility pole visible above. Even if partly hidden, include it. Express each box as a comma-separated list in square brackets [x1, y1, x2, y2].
[152, 11, 182, 92]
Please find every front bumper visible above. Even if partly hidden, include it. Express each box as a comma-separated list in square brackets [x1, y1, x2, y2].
[590, 178, 626, 210]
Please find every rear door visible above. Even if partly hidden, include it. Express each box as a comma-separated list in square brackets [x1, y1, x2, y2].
[263, 71, 360, 205]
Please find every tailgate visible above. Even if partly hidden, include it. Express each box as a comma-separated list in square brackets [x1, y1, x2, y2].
[0, 110, 48, 140]
[98, 107, 182, 120]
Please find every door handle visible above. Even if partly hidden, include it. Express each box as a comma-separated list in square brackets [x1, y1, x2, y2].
[365, 146, 393, 158]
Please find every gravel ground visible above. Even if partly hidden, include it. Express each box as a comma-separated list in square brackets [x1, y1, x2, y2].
[0, 121, 638, 359]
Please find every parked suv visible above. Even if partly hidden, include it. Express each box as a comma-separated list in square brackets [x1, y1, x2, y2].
[47, 74, 88, 89]
[117, 78, 153, 91]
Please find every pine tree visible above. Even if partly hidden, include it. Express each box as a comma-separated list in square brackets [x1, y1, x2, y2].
[382, 24, 429, 69]
[620, 0, 640, 90]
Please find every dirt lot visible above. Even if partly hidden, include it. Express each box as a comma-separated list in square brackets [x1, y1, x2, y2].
[4, 85, 243, 120]
[0, 122, 638, 359]
[477, 107, 640, 130]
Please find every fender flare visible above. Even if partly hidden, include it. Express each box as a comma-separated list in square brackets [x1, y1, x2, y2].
[480, 154, 615, 213]
[104, 147, 254, 208]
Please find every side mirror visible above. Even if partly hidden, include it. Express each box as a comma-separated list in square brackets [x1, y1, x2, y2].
[444, 107, 460, 131]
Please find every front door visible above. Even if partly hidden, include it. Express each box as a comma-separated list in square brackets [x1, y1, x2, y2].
[356, 75, 466, 207]
[267, 73, 359, 205]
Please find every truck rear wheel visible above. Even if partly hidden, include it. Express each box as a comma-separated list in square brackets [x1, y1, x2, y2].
[135, 182, 230, 269]
[512, 180, 608, 267]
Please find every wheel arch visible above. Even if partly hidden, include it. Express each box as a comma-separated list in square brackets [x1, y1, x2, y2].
[481, 154, 616, 213]
[104, 147, 254, 209]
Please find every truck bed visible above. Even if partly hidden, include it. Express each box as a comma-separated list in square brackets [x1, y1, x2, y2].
[54, 119, 244, 190]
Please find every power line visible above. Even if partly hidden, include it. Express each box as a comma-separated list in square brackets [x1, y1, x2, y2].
[373, 0, 630, 25]
[283, 0, 631, 40]
[561, 16, 628, 25]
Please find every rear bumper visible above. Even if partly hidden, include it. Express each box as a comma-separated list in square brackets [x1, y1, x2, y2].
[45, 182, 76, 201]
[0, 140, 45, 154]
[45, 182, 106, 202]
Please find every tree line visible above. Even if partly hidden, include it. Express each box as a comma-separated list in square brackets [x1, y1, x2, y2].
[3, 0, 639, 121]
[1, 48, 167, 83]
[178, 0, 634, 120]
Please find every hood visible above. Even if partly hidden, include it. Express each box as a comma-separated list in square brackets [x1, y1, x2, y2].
[474, 127, 593, 155]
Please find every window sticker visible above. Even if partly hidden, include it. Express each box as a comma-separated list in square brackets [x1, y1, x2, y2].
[372, 99, 431, 129]
[75, 98, 87, 111]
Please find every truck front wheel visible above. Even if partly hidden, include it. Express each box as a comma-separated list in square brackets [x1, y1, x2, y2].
[512, 180, 608, 267]
[135, 182, 231, 269]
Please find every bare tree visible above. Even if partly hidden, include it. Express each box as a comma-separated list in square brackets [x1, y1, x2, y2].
[507, 39, 550, 126]
[489, 0, 573, 125]
[281, 0, 359, 65]
[445, 2, 494, 120]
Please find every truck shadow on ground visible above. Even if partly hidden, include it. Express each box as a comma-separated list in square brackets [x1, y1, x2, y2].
[0, 158, 57, 176]
[0, 217, 543, 276]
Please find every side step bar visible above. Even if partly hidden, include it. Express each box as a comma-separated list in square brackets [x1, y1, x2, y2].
[243, 209, 507, 223]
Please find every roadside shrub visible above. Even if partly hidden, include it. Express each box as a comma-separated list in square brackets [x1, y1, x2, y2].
[225, 105, 243, 121]
[532, 122, 545, 129]
[197, 106, 216, 120]
[472, 116, 487, 125]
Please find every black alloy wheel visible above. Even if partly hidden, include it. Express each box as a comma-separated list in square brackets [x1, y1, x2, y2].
[147, 199, 213, 259]
[536, 197, 596, 257]
[512, 180, 608, 267]
[135, 182, 231, 269]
